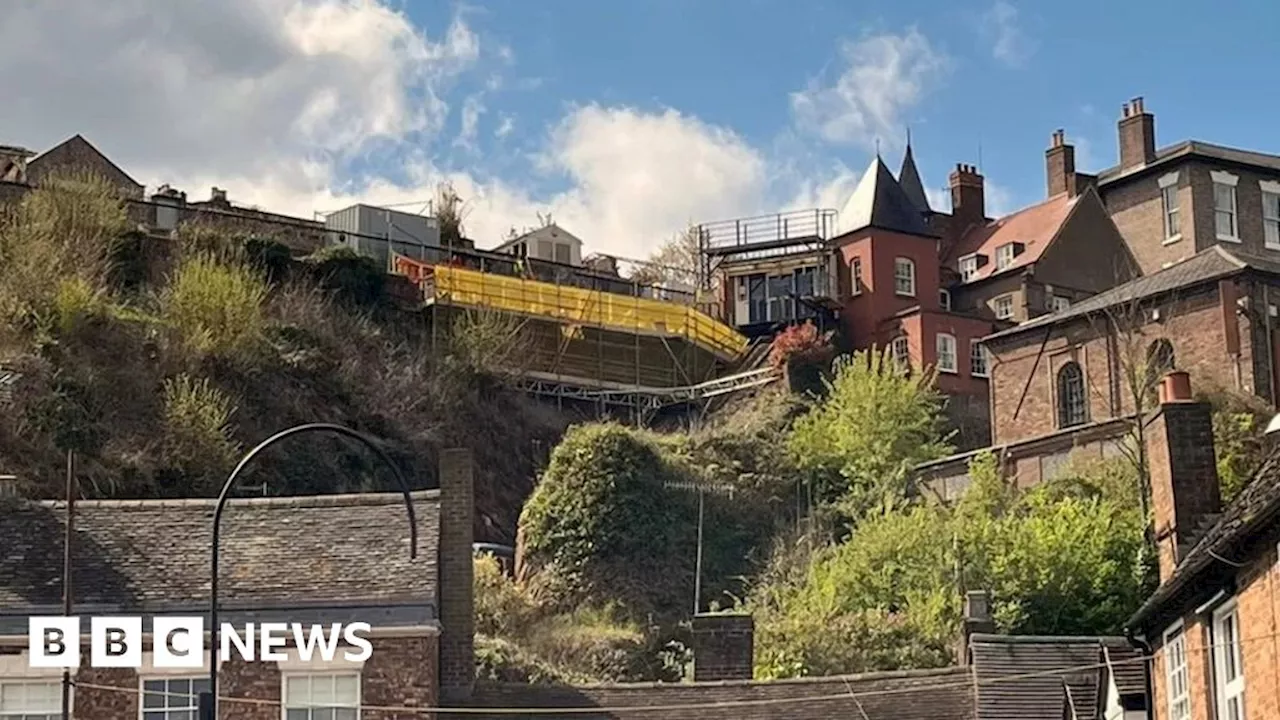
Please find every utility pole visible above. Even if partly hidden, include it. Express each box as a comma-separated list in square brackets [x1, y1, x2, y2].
[61, 450, 75, 720]
[664, 480, 736, 614]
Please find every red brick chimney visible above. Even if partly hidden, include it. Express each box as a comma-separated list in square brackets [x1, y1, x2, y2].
[1118, 97, 1157, 171]
[1046, 129, 1078, 199]
[692, 613, 754, 681]
[1144, 370, 1221, 583]
[439, 448, 476, 701]
[949, 164, 985, 231]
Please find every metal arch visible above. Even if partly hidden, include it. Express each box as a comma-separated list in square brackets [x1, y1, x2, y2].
[206, 423, 418, 717]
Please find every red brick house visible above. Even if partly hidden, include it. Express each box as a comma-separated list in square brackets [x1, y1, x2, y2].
[0, 450, 477, 719]
[1126, 371, 1280, 720]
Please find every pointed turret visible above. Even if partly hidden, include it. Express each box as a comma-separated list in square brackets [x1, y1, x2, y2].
[898, 138, 931, 214]
[840, 156, 934, 237]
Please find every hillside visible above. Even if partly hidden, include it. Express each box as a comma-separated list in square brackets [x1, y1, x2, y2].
[0, 174, 570, 542]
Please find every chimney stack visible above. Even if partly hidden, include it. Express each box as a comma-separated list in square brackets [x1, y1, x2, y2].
[0, 475, 18, 498]
[0, 146, 34, 184]
[949, 164, 986, 231]
[957, 590, 996, 665]
[1144, 371, 1221, 583]
[692, 613, 754, 681]
[439, 449, 476, 702]
[1118, 97, 1157, 171]
[1046, 129, 1078, 199]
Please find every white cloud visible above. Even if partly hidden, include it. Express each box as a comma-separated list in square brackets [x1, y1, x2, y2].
[455, 94, 485, 150]
[494, 115, 516, 140]
[790, 29, 949, 150]
[981, 1, 1035, 67]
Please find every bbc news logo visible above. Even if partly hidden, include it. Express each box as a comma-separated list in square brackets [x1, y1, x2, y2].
[28, 617, 373, 668]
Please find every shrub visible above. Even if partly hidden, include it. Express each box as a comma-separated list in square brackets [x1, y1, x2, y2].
[305, 246, 385, 307]
[449, 308, 532, 375]
[768, 321, 834, 370]
[156, 374, 240, 494]
[160, 253, 268, 361]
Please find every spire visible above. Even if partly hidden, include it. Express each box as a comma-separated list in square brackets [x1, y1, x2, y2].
[898, 136, 931, 214]
[839, 155, 934, 237]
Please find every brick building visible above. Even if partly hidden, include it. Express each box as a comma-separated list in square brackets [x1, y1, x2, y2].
[0, 450, 477, 719]
[1064, 97, 1280, 277]
[1126, 371, 1280, 720]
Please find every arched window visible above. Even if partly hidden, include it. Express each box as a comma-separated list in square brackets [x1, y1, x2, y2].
[1057, 362, 1087, 428]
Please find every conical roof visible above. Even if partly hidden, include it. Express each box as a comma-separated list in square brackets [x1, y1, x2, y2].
[840, 155, 934, 237]
[898, 142, 931, 214]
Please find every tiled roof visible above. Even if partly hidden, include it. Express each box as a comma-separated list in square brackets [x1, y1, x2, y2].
[1128, 449, 1280, 631]
[945, 193, 1080, 281]
[0, 491, 439, 612]
[466, 667, 976, 719]
[984, 246, 1280, 344]
[839, 155, 935, 238]
[1103, 643, 1147, 698]
[898, 143, 931, 214]
[1096, 140, 1280, 186]
[969, 635, 1144, 720]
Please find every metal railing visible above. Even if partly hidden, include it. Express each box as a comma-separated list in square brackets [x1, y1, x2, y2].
[698, 208, 839, 251]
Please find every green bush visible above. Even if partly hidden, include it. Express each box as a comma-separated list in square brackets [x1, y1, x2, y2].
[305, 246, 385, 307]
[160, 253, 268, 361]
[156, 374, 240, 494]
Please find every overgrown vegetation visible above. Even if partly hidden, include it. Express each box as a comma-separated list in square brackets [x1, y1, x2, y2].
[0, 174, 565, 535]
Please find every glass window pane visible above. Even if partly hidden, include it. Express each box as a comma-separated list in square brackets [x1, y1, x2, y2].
[334, 675, 359, 704]
[285, 676, 312, 705]
[286, 710, 311, 720]
[314, 709, 335, 720]
[335, 709, 359, 720]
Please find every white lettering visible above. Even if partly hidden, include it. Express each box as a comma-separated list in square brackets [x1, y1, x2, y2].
[28, 617, 80, 668]
[220, 622, 255, 662]
[258, 623, 289, 662]
[153, 617, 204, 668]
[90, 617, 141, 668]
[291, 624, 343, 663]
[342, 622, 373, 662]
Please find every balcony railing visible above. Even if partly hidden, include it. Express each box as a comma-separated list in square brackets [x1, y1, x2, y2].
[699, 208, 839, 252]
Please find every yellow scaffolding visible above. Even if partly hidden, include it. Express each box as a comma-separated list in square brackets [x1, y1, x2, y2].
[428, 265, 748, 361]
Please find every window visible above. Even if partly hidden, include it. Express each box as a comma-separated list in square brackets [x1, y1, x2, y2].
[1052, 295, 1071, 313]
[747, 274, 766, 324]
[767, 274, 795, 322]
[936, 334, 957, 373]
[283, 673, 360, 720]
[1213, 171, 1239, 241]
[851, 257, 863, 294]
[1160, 172, 1181, 241]
[1264, 189, 1280, 249]
[795, 267, 817, 319]
[0, 681, 59, 720]
[553, 242, 571, 265]
[1213, 601, 1245, 720]
[890, 336, 910, 372]
[970, 342, 989, 377]
[994, 294, 1014, 320]
[537, 239, 554, 258]
[1164, 623, 1191, 720]
[1056, 362, 1087, 428]
[142, 677, 210, 720]
[893, 257, 916, 296]
[939, 289, 951, 311]
[959, 255, 979, 282]
[995, 243, 1016, 270]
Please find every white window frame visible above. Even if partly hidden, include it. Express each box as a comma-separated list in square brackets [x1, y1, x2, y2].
[280, 671, 362, 720]
[995, 243, 1016, 270]
[1213, 600, 1245, 720]
[1159, 171, 1181, 243]
[970, 341, 989, 378]
[890, 336, 910, 372]
[1212, 170, 1240, 242]
[139, 675, 210, 720]
[1052, 295, 1071, 313]
[959, 255, 979, 282]
[994, 294, 1014, 320]
[1261, 179, 1280, 250]
[1164, 621, 1191, 720]
[936, 333, 957, 374]
[893, 257, 916, 297]
[0, 679, 61, 720]
[851, 256, 863, 295]
[939, 289, 951, 312]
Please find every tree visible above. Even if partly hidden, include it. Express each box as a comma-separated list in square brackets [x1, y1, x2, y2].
[434, 182, 468, 248]
[787, 347, 953, 519]
[630, 225, 701, 290]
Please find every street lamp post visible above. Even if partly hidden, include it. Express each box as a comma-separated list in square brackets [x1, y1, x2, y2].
[200, 423, 419, 720]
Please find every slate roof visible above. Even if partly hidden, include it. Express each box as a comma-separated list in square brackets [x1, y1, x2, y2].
[26, 134, 143, 191]
[898, 142, 931, 214]
[969, 635, 1147, 720]
[0, 491, 439, 614]
[1128, 449, 1280, 631]
[838, 155, 936, 238]
[945, 192, 1080, 281]
[466, 666, 976, 719]
[984, 245, 1280, 344]
[1096, 140, 1280, 186]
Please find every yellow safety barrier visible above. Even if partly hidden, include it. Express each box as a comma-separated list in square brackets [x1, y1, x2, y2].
[431, 265, 748, 360]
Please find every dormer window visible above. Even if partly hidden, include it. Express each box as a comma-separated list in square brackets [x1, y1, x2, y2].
[959, 256, 979, 282]
[995, 242, 1024, 271]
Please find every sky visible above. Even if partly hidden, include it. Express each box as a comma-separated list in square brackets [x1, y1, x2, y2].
[4, 0, 1280, 262]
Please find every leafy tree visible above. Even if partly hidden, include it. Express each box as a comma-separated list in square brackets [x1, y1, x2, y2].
[787, 348, 952, 518]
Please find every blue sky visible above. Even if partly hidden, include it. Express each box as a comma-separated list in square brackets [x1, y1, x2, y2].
[6, 0, 1280, 260]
